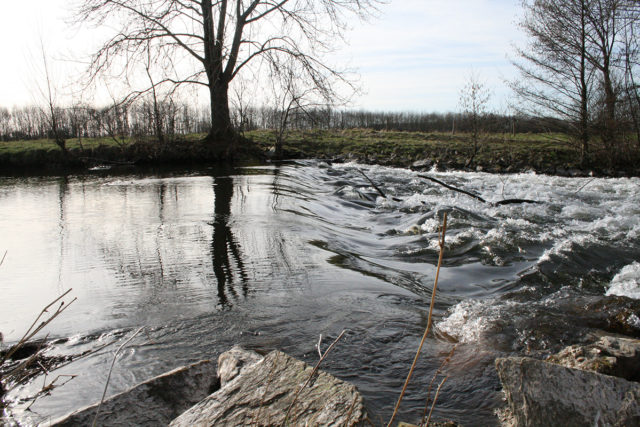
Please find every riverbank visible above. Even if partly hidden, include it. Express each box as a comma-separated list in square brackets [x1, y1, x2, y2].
[2, 129, 639, 177]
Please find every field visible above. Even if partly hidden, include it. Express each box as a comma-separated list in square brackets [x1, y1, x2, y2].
[0, 129, 620, 176]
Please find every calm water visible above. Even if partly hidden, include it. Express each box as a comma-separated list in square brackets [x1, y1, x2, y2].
[1, 161, 639, 425]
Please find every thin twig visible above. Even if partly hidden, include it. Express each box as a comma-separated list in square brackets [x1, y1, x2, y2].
[25, 374, 77, 411]
[284, 329, 347, 424]
[2, 289, 75, 364]
[425, 376, 449, 426]
[421, 346, 456, 425]
[573, 177, 595, 195]
[387, 212, 448, 427]
[316, 334, 323, 358]
[499, 175, 507, 199]
[0, 250, 7, 267]
[92, 326, 145, 427]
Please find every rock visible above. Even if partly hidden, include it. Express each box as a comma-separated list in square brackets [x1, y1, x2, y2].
[217, 345, 263, 386]
[547, 335, 640, 381]
[51, 360, 217, 426]
[398, 421, 458, 427]
[411, 159, 432, 170]
[170, 350, 367, 426]
[495, 357, 640, 427]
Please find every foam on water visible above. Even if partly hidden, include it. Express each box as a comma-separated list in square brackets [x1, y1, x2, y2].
[607, 262, 640, 299]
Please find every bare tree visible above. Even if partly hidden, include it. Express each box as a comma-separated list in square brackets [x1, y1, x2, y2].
[268, 57, 336, 158]
[75, 0, 377, 153]
[584, 0, 625, 154]
[512, 0, 595, 164]
[513, 0, 640, 165]
[459, 72, 491, 167]
[37, 40, 67, 153]
[621, 5, 640, 147]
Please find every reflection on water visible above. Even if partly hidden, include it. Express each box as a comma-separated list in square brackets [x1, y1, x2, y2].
[211, 176, 248, 306]
[1, 162, 639, 426]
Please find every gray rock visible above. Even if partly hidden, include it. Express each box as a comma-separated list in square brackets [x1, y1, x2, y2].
[412, 159, 432, 170]
[217, 345, 263, 386]
[547, 335, 640, 381]
[50, 360, 216, 426]
[495, 356, 640, 427]
[170, 350, 367, 426]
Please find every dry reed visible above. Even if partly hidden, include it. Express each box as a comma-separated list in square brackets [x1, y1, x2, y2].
[387, 212, 448, 427]
[92, 326, 145, 427]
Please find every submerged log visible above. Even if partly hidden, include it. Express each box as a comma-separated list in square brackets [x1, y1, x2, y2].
[170, 348, 368, 426]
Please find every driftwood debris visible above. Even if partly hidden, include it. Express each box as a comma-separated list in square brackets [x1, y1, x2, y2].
[353, 168, 540, 206]
[417, 174, 541, 206]
[356, 169, 402, 202]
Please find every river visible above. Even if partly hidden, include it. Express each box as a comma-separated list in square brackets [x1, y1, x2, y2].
[1, 161, 639, 425]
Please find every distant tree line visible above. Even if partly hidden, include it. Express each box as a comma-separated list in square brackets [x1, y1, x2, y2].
[0, 100, 569, 142]
[0, 102, 211, 142]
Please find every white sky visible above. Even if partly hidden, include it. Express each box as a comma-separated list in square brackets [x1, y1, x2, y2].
[0, 0, 525, 112]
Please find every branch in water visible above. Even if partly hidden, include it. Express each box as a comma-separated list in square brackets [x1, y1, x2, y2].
[417, 174, 540, 206]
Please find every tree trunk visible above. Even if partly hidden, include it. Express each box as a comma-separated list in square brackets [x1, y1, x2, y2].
[602, 64, 617, 155]
[579, 0, 589, 166]
[201, 0, 236, 147]
[207, 78, 235, 143]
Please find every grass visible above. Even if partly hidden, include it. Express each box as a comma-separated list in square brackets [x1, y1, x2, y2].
[245, 129, 581, 172]
[3, 128, 634, 175]
[0, 137, 128, 155]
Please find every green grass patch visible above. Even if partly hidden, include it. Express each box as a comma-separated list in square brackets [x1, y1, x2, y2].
[0, 129, 593, 174]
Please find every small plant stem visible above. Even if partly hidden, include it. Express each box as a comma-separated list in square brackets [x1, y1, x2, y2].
[284, 329, 347, 424]
[92, 326, 144, 427]
[425, 376, 448, 426]
[387, 212, 448, 427]
[2, 289, 75, 364]
[421, 346, 456, 425]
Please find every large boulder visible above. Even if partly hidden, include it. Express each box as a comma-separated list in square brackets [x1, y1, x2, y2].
[217, 345, 263, 387]
[50, 360, 216, 426]
[546, 335, 640, 381]
[495, 357, 640, 427]
[170, 349, 368, 426]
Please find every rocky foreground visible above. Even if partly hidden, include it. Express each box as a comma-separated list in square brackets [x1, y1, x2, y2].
[497, 335, 640, 426]
[49, 346, 368, 426]
[44, 335, 640, 426]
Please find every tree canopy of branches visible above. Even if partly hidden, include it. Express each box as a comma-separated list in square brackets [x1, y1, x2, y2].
[512, 0, 640, 166]
[75, 0, 378, 152]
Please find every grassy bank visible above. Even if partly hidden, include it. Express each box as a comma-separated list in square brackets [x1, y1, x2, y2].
[1, 129, 637, 176]
[247, 129, 588, 175]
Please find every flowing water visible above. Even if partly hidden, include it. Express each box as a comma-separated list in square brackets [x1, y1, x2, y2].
[1, 161, 640, 425]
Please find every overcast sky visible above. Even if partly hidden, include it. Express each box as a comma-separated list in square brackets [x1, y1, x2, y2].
[0, 0, 525, 112]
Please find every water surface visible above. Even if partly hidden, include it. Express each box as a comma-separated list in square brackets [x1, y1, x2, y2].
[1, 161, 639, 425]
